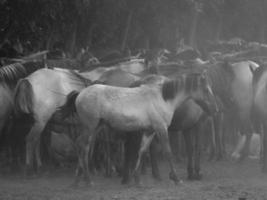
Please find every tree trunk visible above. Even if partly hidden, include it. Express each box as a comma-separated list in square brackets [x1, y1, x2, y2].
[121, 10, 133, 52]
[215, 14, 223, 42]
[68, 23, 77, 57]
[189, 5, 200, 48]
[259, 0, 267, 43]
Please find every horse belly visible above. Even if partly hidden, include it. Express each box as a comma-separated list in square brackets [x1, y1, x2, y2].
[169, 100, 203, 131]
[104, 106, 150, 131]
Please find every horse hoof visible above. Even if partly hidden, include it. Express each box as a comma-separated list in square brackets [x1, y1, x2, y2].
[133, 172, 141, 185]
[169, 172, 180, 185]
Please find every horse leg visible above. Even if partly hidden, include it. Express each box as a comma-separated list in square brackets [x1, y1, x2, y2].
[133, 132, 155, 185]
[262, 124, 267, 172]
[121, 140, 132, 184]
[75, 131, 92, 186]
[73, 153, 83, 187]
[206, 117, 216, 161]
[140, 153, 148, 175]
[238, 122, 252, 161]
[83, 139, 92, 186]
[183, 130, 194, 180]
[215, 113, 225, 160]
[193, 124, 202, 180]
[169, 130, 182, 162]
[35, 139, 44, 174]
[157, 127, 180, 184]
[121, 132, 141, 184]
[104, 125, 112, 178]
[150, 137, 161, 181]
[25, 122, 45, 175]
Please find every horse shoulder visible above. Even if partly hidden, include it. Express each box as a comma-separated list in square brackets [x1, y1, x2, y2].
[146, 88, 174, 127]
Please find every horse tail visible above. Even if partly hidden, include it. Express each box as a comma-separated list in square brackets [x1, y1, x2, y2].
[14, 79, 34, 118]
[58, 90, 80, 118]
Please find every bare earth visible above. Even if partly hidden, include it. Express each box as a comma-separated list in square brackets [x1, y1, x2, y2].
[0, 160, 267, 200]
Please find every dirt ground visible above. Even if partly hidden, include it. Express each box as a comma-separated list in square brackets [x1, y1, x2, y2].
[0, 159, 267, 200]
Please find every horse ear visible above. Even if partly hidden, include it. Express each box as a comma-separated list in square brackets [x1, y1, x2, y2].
[200, 71, 208, 86]
[202, 69, 207, 77]
[249, 64, 256, 75]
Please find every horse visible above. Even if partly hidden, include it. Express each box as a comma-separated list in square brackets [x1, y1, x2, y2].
[231, 132, 261, 161]
[157, 60, 255, 162]
[250, 63, 267, 171]
[155, 61, 234, 160]
[59, 72, 218, 185]
[0, 62, 43, 168]
[13, 67, 92, 174]
[168, 99, 210, 180]
[122, 96, 213, 183]
[229, 60, 259, 160]
[187, 60, 253, 161]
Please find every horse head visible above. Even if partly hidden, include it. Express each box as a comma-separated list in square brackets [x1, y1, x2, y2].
[188, 72, 219, 114]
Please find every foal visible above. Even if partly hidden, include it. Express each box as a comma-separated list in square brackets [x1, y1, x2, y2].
[60, 72, 217, 185]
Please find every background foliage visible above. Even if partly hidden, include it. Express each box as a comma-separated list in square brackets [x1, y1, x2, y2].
[0, 0, 266, 57]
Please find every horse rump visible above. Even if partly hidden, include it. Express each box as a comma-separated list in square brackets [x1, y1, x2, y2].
[14, 79, 34, 118]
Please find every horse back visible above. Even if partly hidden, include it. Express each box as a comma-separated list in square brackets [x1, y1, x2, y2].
[75, 84, 166, 131]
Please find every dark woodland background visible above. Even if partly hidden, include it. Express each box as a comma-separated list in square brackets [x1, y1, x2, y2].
[1, 0, 266, 58]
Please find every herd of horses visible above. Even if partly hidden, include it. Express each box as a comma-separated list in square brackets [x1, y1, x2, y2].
[0, 49, 266, 187]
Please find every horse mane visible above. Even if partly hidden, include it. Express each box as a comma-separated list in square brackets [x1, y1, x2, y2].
[0, 61, 44, 86]
[57, 68, 92, 87]
[161, 73, 203, 101]
[130, 74, 166, 88]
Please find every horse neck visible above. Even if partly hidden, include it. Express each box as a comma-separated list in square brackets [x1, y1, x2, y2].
[167, 89, 189, 112]
[254, 71, 267, 103]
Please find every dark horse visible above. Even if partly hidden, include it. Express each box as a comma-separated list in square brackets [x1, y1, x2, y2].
[124, 74, 216, 183]
[123, 61, 237, 183]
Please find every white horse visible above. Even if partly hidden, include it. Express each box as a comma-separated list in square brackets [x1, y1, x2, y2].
[14, 67, 91, 173]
